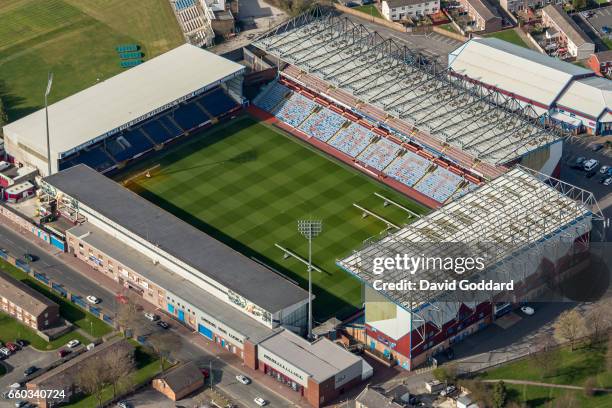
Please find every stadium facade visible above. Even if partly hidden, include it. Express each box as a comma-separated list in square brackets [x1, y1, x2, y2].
[449, 38, 612, 136]
[338, 166, 603, 369]
[40, 165, 372, 407]
[3, 44, 245, 177]
[250, 10, 565, 206]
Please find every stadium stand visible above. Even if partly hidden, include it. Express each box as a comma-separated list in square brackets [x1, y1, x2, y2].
[120, 60, 143, 68]
[116, 44, 138, 52]
[171, 102, 210, 131]
[175, 0, 196, 10]
[329, 123, 374, 158]
[71, 146, 115, 172]
[384, 151, 431, 187]
[298, 108, 346, 142]
[141, 120, 174, 144]
[357, 137, 401, 171]
[254, 82, 291, 113]
[414, 167, 464, 203]
[199, 88, 239, 118]
[159, 116, 184, 137]
[119, 52, 144, 60]
[276, 92, 317, 127]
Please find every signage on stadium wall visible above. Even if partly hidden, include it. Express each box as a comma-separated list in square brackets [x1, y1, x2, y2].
[59, 67, 246, 159]
[227, 289, 272, 325]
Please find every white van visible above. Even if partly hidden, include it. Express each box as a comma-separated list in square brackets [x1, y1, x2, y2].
[584, 159, 599, 171]
[0, 161, 10, 172]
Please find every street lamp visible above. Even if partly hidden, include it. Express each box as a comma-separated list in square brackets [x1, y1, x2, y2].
[297, 219, 322, 341]
[44, 72, 53, 176]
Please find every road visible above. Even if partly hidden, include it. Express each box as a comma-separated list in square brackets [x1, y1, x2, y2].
[0, 224, 295, 408]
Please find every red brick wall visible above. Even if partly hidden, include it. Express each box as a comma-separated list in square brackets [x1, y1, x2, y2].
[243, 340, 258, 370]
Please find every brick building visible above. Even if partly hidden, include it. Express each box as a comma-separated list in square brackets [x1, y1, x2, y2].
[541, 5, 594, 60]
[152, 361, 205, 401]
[0, 272, 59, 330]
[587, 50, 612, 77]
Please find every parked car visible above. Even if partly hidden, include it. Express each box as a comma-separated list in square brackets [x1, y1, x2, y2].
[586, 169, 597, 178]
[591, 143, 604, 151]
[157, 320, 169, 329]
[66, 340, 80, 349]
[86, 295, 100, 304]
[604, 177, 612, 186]
[144, 312, 159, 321]
[254, 397, 268, 406]
[14, 401, 27, 408]
[200, 368, 210, 378]
[521, 306, 535, 315]
[58, 349, 70, 358]
[5, 342, 19, 352]
[602, 26, 611, 34]
[15, 340, 27, 348]
[583, 159, 599, 171]
[0, 347, 11, 356]
[571, 156, 586, 169]
[23, 366, 37, 376]
[600, 165, 610, 174]
[22, 253, 37, 262]
[117, 401, 132, 408]
[236, 375, 251, 385]
[440, 385, 457, 396]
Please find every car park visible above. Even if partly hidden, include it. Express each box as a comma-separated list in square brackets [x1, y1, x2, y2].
[583, 159, 599, 171]
[254, 397, 267, 406]
[66, 339, 80, 348]
[521, 306, 535, 315]
[236, 374, 251, 384]
[86, 295, 100, 304]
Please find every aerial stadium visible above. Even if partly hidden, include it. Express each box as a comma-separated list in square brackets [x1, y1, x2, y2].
[1, 6, 604, 380]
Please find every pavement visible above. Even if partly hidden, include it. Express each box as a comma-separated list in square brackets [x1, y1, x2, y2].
[0, 347, 58, 390]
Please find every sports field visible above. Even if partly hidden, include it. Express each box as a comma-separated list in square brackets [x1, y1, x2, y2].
[123, 116, 428, 320]
[0, 0, 183, 121]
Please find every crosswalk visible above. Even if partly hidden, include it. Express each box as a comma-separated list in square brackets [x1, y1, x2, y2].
[425, 31, 463, 47]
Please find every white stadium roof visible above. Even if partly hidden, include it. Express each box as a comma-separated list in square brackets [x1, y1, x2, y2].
[556, 76, 612, 120]
[3, 44, 244, 160]
[449, 38, 592, 109]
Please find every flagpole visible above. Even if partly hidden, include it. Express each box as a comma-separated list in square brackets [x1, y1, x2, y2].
[45, 72, 53, 176]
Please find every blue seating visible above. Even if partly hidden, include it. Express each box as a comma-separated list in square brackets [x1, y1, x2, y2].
[329, 123, 374, 157]
[175, 0, 196, 10]
[255, 82, 291, 113]
[141, 120, 173, 144]
[414, 167, 463, 203]
[385, 151, 431, 187]
[358, 138, 401, 171]
[275, 93, 316, 128]
[200, 88, 238, 117]
[74, 146, 115, 172]
[158, 116, 183, 137]
[171, 102, 209, 131]
[298, 108, 346, 142]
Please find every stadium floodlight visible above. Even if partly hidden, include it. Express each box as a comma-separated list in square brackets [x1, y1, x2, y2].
[44, 72, 53, 176]
[298, 219, 322, 341]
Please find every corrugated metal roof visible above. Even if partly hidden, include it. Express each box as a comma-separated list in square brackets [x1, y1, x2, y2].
[556, 76, 612, 119]
[449, 37, 591, 107]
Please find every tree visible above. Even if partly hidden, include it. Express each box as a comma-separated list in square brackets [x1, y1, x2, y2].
[572, 0, 586, 10]
[457, 379, 492, 407]
[116, 298, 147, 338]
[606, 334, 612, 372]
[0, 95, 7, 133]
[492, 380, 507, 408]
[550, 392, 578, 407]
[586, 301, 612, 345]
[432, 363, 458, 384]
[554, 309, 586, 351]
[76, 357, 110, 407]
[105, 346, 135, 399]
[148, 330, 180, 373]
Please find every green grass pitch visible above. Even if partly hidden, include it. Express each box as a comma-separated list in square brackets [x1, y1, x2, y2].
[122, 116, 429, 320]
[0, 0, 183, 122]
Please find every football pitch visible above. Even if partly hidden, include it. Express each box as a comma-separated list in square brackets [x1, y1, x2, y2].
[0, 0, 183, 121]
[123, 116, 428, 320]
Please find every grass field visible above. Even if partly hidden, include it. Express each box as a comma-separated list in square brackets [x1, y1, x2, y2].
[0, 0, 183, 121]
[354, 4, 383, 18]
[485, 28, 529, 48]
[122, 116, 428, 320]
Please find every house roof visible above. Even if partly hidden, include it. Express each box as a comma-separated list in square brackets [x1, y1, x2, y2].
[542, 5, 592, 47]
[594, 50, 612, 63]
[464, 0, 500, 21]
[0, 273, 57, 316]
[356, 386, 403, 408]
[384, 0, 430, 8]
[556, 75, 612, 119]
[157, 361, 203, 392]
